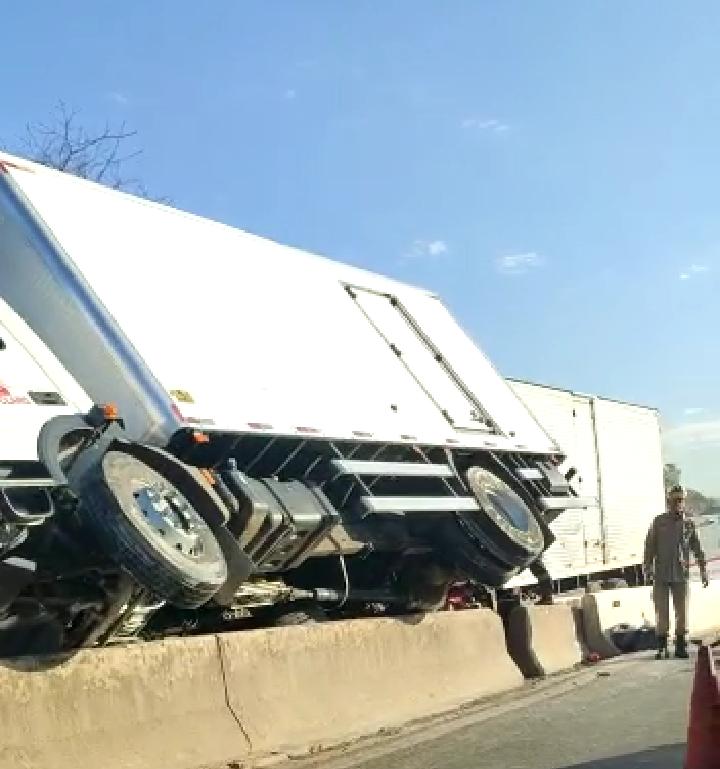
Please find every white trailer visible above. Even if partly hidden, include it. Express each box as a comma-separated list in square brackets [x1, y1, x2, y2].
[505, 380, 665, 589]
[0, 152, 587, 653]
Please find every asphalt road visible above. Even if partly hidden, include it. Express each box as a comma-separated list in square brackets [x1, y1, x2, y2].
[295, 653, 695, 769]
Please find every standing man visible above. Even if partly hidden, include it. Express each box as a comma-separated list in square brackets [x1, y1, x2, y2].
[643, 485, 709, 659]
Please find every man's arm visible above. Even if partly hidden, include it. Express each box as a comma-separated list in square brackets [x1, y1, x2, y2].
[643, 519, 657, 581]
[689, 523, 709, 587]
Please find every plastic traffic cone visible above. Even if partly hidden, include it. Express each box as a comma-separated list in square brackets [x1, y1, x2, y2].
[684, 646, 720, 769]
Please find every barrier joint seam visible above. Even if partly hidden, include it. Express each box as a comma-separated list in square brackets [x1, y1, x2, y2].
[214, 634, 253, 750]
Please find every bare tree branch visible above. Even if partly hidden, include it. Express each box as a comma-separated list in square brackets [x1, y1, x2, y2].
[15, 101, 167, 201]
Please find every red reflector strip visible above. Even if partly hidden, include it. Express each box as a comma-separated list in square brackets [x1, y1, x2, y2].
[296, 426, 320, 434]
[247, 422, 273, 430]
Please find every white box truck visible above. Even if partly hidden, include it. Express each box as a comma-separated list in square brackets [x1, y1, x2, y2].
[0, 152, 588, 653]
[505, 380, 665, 592]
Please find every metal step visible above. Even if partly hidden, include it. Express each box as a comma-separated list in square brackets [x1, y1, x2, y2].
[0, 477, 58, 489]
[361, 495, 479, 514]
[515, 467, 543, 481]
[538, 496, 596, 511]
[331, 459, 454, 478]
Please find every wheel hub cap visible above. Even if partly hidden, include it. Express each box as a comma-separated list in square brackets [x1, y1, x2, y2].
[134, 485, 206, 558]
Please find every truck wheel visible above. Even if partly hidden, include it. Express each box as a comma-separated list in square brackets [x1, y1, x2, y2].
[79, 451, 228, 609]
[463, 466, 544, 563]
[439, 466, 544, 586]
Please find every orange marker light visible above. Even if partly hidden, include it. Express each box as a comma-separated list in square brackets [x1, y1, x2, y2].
[192, 431, 210, 444]
[102, 403, 120, 420]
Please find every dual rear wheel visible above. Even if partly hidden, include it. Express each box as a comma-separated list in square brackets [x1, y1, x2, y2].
[436, 466, 545, 587]
[79, 450, 227, 608]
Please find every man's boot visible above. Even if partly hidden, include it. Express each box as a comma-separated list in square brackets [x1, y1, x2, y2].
[655, 635, 669, 660]
[674, 634, 689, 659]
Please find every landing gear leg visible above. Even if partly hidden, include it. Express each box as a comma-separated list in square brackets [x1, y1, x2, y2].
[530, 558, 554, 605]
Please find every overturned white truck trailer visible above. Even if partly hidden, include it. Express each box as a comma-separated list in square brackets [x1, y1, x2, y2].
[506, 380, 665, 592]
[0, 152, 586, 653]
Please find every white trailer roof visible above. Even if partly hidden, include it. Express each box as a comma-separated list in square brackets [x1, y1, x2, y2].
[507, 378, 660, 414]
[0, 153, 557, 454]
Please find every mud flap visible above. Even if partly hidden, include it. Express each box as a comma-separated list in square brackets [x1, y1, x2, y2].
[36, 414, 104, 484]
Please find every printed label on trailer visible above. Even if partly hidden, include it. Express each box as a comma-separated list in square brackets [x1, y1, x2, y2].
[0, 381, 30, 404]
[170, 389, 195, 403]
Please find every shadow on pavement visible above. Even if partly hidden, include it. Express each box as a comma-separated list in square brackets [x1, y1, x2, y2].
[559, 743, 684, 769]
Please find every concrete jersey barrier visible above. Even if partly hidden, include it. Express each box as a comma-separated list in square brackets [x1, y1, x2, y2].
[506, 604, 583, 677]
[581, 587, 655, 658]
[688, 581, 720, 639]
[217, 609, 523, 755]
[0, 635, 249, 769]
[581, 580, 720, 658]
[553, 593, 589, 658]
[0, 610, 524, 768]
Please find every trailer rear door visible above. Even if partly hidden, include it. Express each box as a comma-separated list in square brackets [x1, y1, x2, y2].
[571, 395, 604, 568]
[508, 382, 612, 575]
[508, 382, 588, 576]
[594, 399, 664, 568]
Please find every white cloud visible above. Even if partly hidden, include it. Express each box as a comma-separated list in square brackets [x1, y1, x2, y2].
[427, 240, 448, 256]
[684, 407, 705, 416]
[461, 117, 509, 133]
[664, 419, 720, 450]
[284, 89, 297, 100]
[496, 252, 544, 275]
[679, 263, 710, 281]
[107, 91, 129, 106]
[403, 239, 449, 260]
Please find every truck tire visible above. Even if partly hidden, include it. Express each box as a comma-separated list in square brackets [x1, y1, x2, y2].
[438, 466, 544, 586]
[79, 450, 228, 609]
[437, 522, 520, 587]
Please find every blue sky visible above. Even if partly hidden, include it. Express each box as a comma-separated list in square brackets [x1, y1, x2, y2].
[1, 2, 719, 493]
